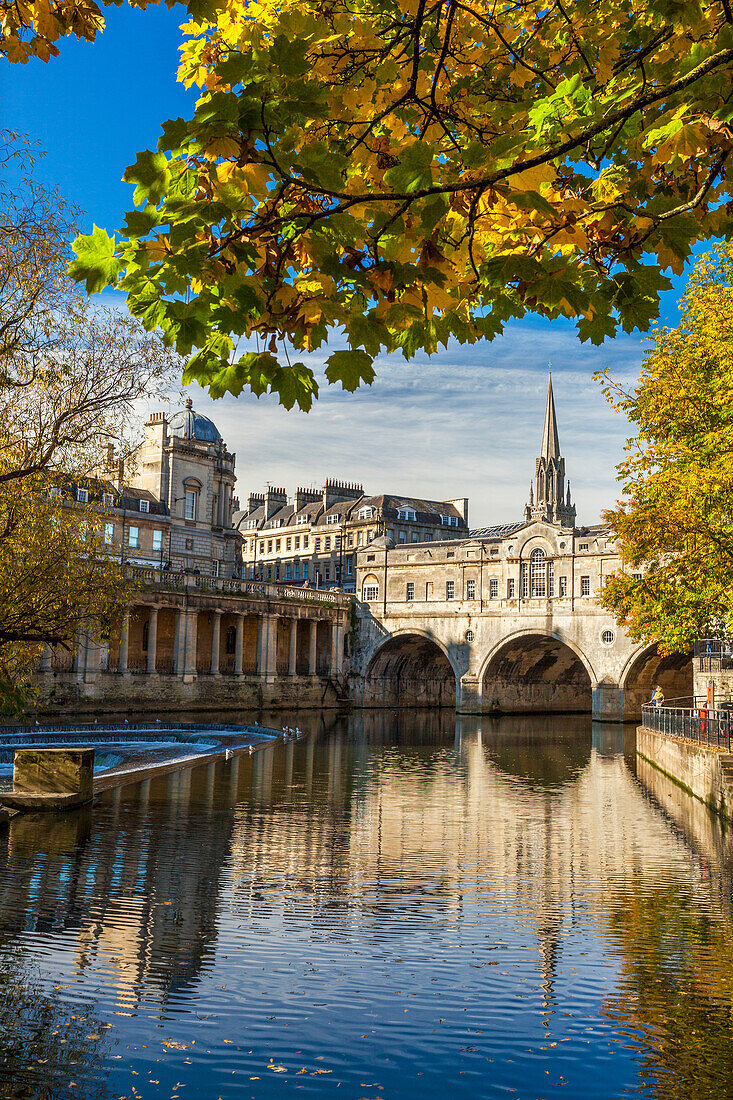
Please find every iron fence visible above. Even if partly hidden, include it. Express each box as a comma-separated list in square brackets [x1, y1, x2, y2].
[694, 638, 733, 671]
[642, 700, 733, 751]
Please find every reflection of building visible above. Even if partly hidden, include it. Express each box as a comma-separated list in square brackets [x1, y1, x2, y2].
[99, 399, 238, 576]
[353, 377, 693, 720]
[235, 480, 469, 592]
[0, 763, 240, 1006]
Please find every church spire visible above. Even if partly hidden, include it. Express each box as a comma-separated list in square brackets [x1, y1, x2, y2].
[524, 370, 576, 528]
[540, 373, 561, 462]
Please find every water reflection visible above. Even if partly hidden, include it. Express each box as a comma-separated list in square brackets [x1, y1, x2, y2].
[0, 712, 730, 1098]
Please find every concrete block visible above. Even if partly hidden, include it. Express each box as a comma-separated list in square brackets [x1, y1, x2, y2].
[0, 748, 94, 811]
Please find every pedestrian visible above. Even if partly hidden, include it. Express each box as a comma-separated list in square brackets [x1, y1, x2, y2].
[651, 684, 664, 708]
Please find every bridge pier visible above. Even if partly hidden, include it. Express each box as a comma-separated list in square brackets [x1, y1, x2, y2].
[591, 681, 624, 722]
[457, 674, 482, 714]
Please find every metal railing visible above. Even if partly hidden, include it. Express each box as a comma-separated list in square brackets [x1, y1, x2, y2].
[694, 638, 733, 671]
[642, 698, 733, 750]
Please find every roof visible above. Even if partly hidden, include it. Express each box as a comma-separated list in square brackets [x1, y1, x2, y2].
[168, 399, 222, 445]
[359, 494, 467, 523]
[470, 522, 524, 540]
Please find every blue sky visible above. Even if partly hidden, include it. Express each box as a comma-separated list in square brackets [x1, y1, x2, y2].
[3, 8, 694, 526]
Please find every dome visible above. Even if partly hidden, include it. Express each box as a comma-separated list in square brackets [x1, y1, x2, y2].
[168, 399, 222, 445]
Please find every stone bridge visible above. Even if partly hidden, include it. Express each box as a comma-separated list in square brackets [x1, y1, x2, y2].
[351, 522, 692, 722]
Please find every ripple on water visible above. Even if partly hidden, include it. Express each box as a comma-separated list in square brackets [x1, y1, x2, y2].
[0, 713, 732, 1099]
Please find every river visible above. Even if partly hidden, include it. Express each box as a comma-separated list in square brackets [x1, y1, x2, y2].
[0, 709, 732, 1099]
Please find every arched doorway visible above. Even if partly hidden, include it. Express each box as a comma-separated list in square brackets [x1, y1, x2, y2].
[364, 633, 457, 708]
[621, 645, 693, 719]
[482, 633, 593, 714]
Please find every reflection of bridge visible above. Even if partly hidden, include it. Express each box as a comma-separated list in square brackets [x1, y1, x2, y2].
[352, 380, 692, 721]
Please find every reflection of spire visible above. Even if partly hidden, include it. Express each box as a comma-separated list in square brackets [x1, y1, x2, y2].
[537, 917, 562, 1016]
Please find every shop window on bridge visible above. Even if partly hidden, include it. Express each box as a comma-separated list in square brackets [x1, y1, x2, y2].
[581, 575, 591, 596]
[507, 577, 515, 598]
[446, 580, 455, 600]
[559, 576, 567, 596]
[466, 579, 476, 600]
[489, 578, 498, 599]
[406, 582, 415, 601]
[225, 626, 236, 654]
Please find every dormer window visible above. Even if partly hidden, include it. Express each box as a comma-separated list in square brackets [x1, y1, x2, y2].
[76, 488, 89, 503]
[358, 506, 375, 520]
[139, 499, 149, 513]
[296, 513, 309, 524]
[326, 513, 340, 524]
[397, 507, 416, 522]
[440, 514, 458, 526]
[102, 493, 114, 509]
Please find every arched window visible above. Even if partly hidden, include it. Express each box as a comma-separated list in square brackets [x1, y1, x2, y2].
[362, 574, 379, 602]
[530, 547, 546, 598]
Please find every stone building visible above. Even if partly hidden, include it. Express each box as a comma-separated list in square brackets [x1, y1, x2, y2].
[353, 376, 693, 720]
[98, 399, 238, 576]
[235, 480, 469, 591]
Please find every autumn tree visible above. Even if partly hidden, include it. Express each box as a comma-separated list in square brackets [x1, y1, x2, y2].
[60, 0, 733, 408]
[597, 242, 733, 655]
[0, 137, 180, 711]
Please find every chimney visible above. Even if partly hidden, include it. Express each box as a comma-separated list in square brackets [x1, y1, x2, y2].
[294, 486, 321, 512]
[322, 478, 365, 508]
[248, 491, 265, 514]
[264, 486, 287, 520]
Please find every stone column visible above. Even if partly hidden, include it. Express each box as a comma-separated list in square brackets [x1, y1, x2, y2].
[183, 609, 198, 680]
[172, 609, 183, 675]
[210, 610, 222, 675]
[147, 607, 159, 674]
[234, 613, 244, 675]
[118, 611, 130, 674]
[258, 613, 278, 682]
[330, 618, 344, 676]
[288, 619, 298, 677]
[83, 620, 102, 681]
[308, 619, 318, 677]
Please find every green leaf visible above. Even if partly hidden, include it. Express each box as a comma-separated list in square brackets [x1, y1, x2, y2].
[325, 349, 375, 390]
[123, 149, 171, 208]
[121, 206, 162, 238]
[68, 226, 120, 294]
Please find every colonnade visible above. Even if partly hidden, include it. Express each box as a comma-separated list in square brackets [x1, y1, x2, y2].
[114, 605, 347, 681]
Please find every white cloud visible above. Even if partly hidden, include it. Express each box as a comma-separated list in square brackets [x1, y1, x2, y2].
[147, 316, 646, 528]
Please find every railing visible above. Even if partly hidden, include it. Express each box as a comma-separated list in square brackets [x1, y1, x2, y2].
[125, 566, 352, 609]
[641, 700, 733, 751]
[694, 638, 733, 671]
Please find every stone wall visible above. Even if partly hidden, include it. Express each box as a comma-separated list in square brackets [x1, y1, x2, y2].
[31, 672, 345, 718]
[636, 726, 733, 821]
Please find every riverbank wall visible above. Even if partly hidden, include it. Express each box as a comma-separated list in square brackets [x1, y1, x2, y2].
[30, 671, 347, 718]
[637, 726, 733, 822]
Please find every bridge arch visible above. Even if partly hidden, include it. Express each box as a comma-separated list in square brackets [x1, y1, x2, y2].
[362, 629, 458, 708]
[619, 643, 693, 717]
[479, 630, 595, 715]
